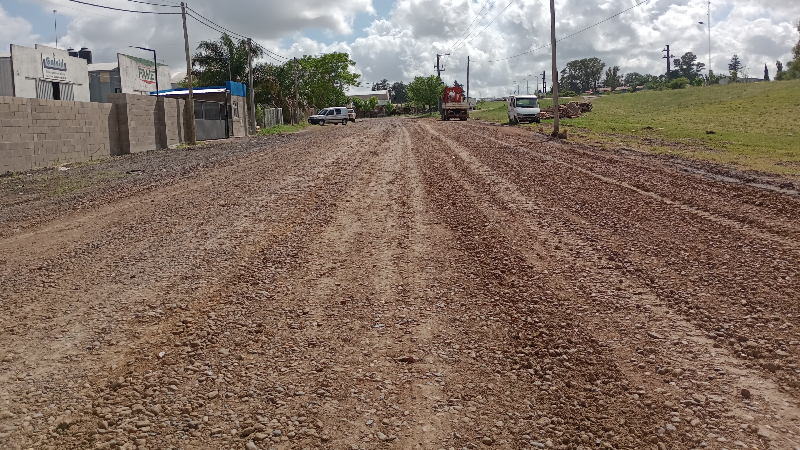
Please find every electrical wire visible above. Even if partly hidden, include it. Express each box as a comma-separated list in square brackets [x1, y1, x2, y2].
[486, 0, 650, 62]
[185, 13, 287, 63]
[453, 0, 517, 52]
[185, 7, 289, 61]
[125, 0, 180, 7]
[448, 0, 495, 55]
[67, 0, 180, 14]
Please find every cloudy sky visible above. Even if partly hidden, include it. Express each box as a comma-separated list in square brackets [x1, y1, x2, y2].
[1, 0, 798, 96]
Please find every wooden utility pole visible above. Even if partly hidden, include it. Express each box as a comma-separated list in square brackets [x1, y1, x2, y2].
[549, 0, 559, 136]
[466, 56, 470, 110]
[181, 2, 196, 145]
[294, 57, 299, 125]
[663, 45, 671, 81]
[247, 38, 256, 135]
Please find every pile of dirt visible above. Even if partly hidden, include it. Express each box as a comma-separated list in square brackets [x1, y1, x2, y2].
[540, 101, 592, 119]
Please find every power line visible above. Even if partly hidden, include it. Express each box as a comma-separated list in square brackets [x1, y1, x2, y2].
[486, 0, 650, 62]
[185, 7, 288, 61]
[125, 0, 180, 7]
[453, 0, 517, 52]
[67, 0, 180, 14]
[448, 0, 495, 55]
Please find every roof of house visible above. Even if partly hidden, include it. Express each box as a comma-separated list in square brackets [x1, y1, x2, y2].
[348, 90, 389, 99]
[88, 62, 119, 72]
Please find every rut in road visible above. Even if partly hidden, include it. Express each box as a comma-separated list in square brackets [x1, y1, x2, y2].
[0, 118, 798, 450]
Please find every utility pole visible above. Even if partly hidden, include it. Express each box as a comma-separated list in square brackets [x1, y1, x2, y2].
[707, 0, 711, 78]
[466, 56, 470, 111]
[247, 38, 256, 135]
[549, 0, 559, 136]
[526, 78, 529, 95]
[181, 2, 196, 145]
[541, 71, 546, 94]
[435, 54, 449, 79]
[54, 10, 58, 48]
[663, 45, 671, 81]
[294, 57, 299, 125]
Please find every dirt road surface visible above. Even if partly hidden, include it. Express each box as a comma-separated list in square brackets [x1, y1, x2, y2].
[1, 118, 799, 450]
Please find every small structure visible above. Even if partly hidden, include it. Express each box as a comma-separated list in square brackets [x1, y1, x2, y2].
[151, 81, 250, 140]
[0, 44, 90, 101]
[349, 90, 390, 106]
[89, 53, 171, 103]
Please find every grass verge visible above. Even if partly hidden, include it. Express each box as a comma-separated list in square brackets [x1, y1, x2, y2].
[473, 81, 800, 177]
[259, 122, 312, 135]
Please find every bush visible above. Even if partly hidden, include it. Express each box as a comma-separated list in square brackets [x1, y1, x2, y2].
[560, 90, 577, 97]
[693, 77, 704, 86]
[668, 77, 690, 89]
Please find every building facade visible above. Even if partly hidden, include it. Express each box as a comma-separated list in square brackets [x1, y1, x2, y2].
[0, 44, 90, 101]
[89, 53, 170, 103]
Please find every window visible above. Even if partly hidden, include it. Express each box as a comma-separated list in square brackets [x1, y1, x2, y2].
[335, 108, 342, 115]
[516, 98, 539, 108]
[326, 109, 334, 116]
[233, 101, 239, 118]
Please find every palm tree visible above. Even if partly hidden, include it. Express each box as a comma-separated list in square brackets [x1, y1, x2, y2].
[191, 34, 263, 87]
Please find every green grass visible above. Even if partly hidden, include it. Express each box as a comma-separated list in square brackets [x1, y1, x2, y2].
[473, 81, 800, 177]
[258, 122, 311, 135]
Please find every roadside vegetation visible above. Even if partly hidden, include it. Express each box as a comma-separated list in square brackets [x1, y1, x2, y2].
[473, 80, 800, 176]
[258, 122, 311, 135]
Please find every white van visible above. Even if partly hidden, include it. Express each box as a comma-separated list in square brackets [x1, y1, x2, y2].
[308, 107, 350, 126]
[507, 96, 541, 124]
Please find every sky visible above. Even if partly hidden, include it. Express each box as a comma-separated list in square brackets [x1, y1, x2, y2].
[1, 0, 798, 97]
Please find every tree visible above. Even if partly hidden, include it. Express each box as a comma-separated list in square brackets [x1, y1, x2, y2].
[192, 34, 263, 86]
[728, 55, 743, 82]
[351, 97, 366, 112]
[391, 81, 407, 103]
[776, 61, 783, 73]
[560, 57, 606, 93]
[407, 75, 445, 113]
[384, 102, 394, 115]
[794, 19, 800, 61]
[373, 79, 389, 91]
[366, 96, 379, 112]
[668, 77, 690, 89]
[603, 66, 623, 92]
[671, 52, 704, 81]
[453, 80, 464, 89]
[764, 64, 770, 81]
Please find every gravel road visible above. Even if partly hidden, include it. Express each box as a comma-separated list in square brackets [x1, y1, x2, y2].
[1, 118, 799, 450]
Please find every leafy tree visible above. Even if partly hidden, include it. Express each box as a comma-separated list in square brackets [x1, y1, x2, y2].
[672, 52, 703, 81]
[407, 75, 445, 113]
[366, 96, 379, 112]
[728, 55, 742, 82]
[693, 77, 704, 86]
[603, 66, 623, 92]
[373, 79, 390, 91]
[776, 20, 800, 81]
[560, 57, 605, 93]
[707, 70, 720, 85]
[764, 64, 770, 81]
[192, 34, 263, 86]
[776, 61, 783, 73]
[695, 62, 706, 76]
[794, 19, 800, 61]
[453, 80, 464, 89]
[351, 97, 366, 112]
[668, 77, 690, 89]
[391, 81, 408, 103]
[384, 102, 394, 115]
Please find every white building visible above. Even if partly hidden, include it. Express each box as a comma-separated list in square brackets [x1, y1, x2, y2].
[348, 90, 390, 106]
[0, 44, 90, 101]
[89, 53, 170, 103]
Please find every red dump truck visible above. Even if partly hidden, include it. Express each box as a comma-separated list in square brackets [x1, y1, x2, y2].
[440, 86, 468, 121]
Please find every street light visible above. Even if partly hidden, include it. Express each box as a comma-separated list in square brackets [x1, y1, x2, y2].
[130, 46, 159, 96]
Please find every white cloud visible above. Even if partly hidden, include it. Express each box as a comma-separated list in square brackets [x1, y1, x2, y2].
[0, 5, 40, 51]
[21, 0, 800, 96]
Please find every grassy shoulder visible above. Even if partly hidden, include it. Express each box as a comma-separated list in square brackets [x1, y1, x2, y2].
[472, 81, 800, 177]
[470, 98, 573, 123]
[258, 122, 312, 135]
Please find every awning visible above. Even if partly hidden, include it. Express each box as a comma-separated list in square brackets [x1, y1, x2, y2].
[150, 88, 228, 96]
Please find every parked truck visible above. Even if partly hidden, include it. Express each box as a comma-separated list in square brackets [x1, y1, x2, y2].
[440, 86, 468, 121]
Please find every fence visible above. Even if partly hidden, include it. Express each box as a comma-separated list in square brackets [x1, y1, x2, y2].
[258, 106, 283, 129]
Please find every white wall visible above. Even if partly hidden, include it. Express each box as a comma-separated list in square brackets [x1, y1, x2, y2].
[10, 45, 89, 101]
[117, 53, 171, 95]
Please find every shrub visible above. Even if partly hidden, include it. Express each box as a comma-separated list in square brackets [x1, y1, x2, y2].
[668, 77, 690, 89]
[560, 90, 577, 97]
[693, 77, 704, 86]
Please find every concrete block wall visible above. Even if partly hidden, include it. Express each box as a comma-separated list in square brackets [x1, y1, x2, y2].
[108, 94, 188, 155]
[1, 94, 189, 174]
[0, 96, 114, 173]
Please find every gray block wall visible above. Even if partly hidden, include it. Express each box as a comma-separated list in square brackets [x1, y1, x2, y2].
[0, 94, 189, 173]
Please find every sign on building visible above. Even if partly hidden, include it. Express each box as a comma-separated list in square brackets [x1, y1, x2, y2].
[117, 53, 171, 95]
[42, 54, 68, 81]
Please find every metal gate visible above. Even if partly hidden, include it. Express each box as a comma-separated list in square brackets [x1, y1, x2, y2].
[194, 100, 228, 141]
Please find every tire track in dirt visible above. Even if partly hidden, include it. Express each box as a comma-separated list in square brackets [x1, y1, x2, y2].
[422, 120, 800, 449]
